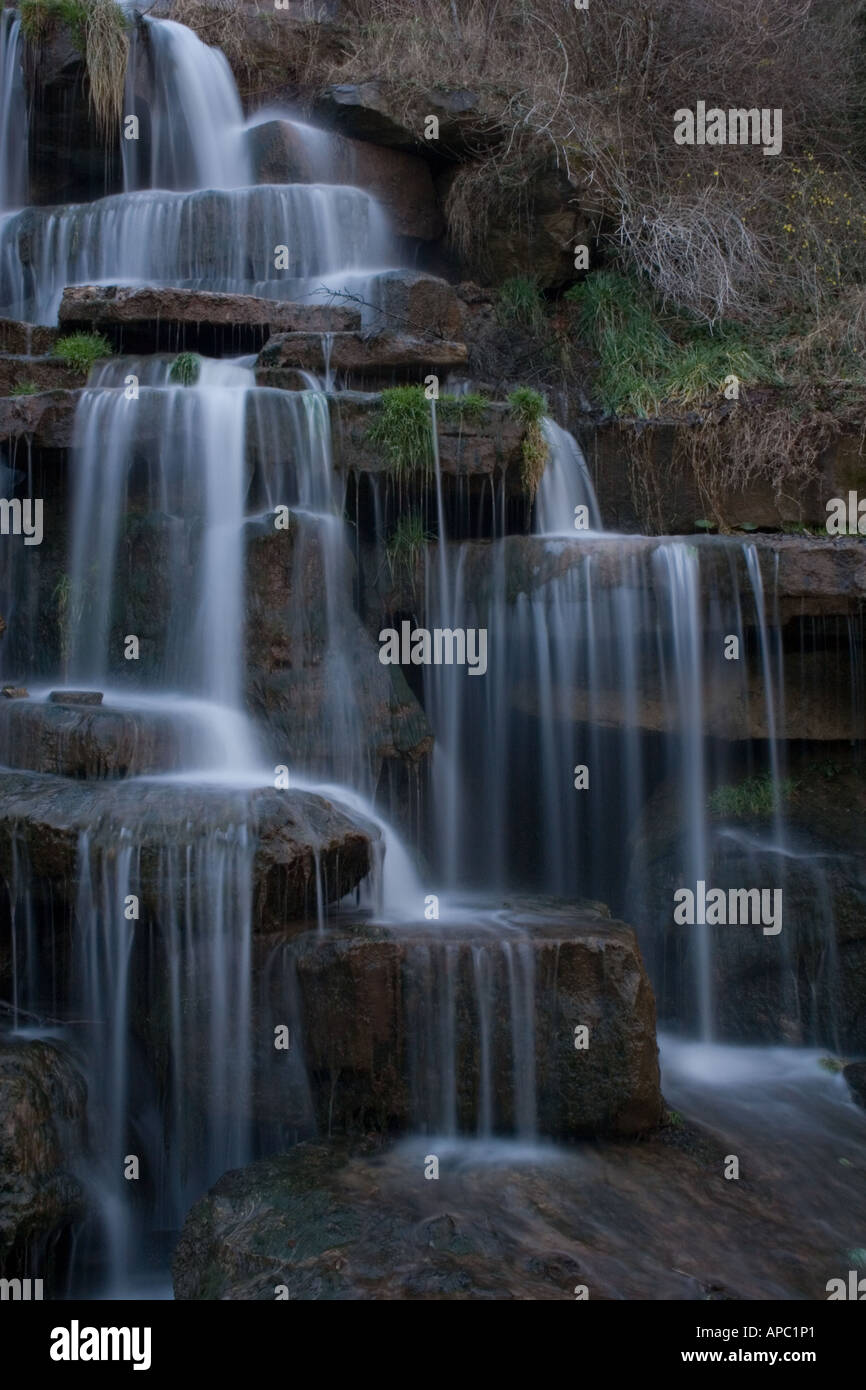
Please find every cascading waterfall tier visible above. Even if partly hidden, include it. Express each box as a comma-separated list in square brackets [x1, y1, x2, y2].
[0, 184, 396, 323]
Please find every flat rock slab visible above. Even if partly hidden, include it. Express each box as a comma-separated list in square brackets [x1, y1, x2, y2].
[259, 900, 662, 1140]
[256, 331, 468, 385]
[58, 286, 362, 356]
[0, 389, 80, 448]
[0, 772, 378, 931]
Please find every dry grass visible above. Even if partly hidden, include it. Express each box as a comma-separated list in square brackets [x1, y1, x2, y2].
[327, 0, 866, 324]
[85, 0, 129, 137]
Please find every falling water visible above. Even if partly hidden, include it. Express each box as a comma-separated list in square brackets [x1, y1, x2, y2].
[123, 16, 251, 192]
[0, 8, 27, 211]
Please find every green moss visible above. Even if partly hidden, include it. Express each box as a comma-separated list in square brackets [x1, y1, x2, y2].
[708, 772, 796, 819]
[53, 331, 112, 376]
[10, 382, 40, 396]
[169, 352, 202, 387]
[368, 385, 435, 475]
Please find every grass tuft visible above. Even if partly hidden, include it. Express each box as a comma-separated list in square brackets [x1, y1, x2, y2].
[53, 331, 112, 376]
[368, 385, 435, 476]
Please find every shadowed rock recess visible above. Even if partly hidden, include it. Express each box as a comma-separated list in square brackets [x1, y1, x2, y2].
[0, 0, 864, 1306]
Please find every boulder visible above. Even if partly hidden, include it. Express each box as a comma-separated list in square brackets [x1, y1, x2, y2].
[0, 1039, 87, 1277]
[248, 120, 444, 241]
[361, 270, 461, 338]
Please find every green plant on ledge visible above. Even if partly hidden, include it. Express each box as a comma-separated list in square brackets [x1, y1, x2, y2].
[507, 386, 548, 496]
[53, 331, 112, 377]
[496, 276, 545, 335]
[368, 385, 435, 476]
[169, 352, 202, 387]
[436, 392, 488, 426]
[386, 511, 432, 588]
[10, 382, 40, 396]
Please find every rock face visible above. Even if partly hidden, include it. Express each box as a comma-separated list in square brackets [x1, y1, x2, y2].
[0, 356, 82, 395]
[580, 417, 866, 534]
[258, 902, 662, 1140]
[58, 286, 361, 355]
[0, 320, 57, 356]
[0, 1039, 87, 1277]
[248, 120, 444, 241]
[844, 1062, 866, 1110]
[0, 773, 378, 937]
[0, 389, 79, 448]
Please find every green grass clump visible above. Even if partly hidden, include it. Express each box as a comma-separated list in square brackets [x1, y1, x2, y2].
[10, 382, 40, 396]
[53, 331, 112, 376]
[169, 352, 202, 387]
[368, 385, 435, 475]
[507, 386, 548, 496]
[708, 772, 796, 819]
[386, 511, 432, 585]
[436, 392, 489, 425]
[818, 1056, 845, 1074]
[20, 0, 88, 49]
[566, 270, 773, 416]
[497, 275, 545, 334]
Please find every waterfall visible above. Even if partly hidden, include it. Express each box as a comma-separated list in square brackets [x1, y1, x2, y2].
[123, 17, 251, 192]
[0, 9, 27, 211]
[0, 184, 396, 323]
[535, 418, 602, 535]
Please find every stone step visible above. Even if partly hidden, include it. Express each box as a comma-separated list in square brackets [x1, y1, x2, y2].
[0, 697, 193, 778]
[0, 772, 377, 933]
[57, 286, 362, 355]
[255, 900, 663, 1141]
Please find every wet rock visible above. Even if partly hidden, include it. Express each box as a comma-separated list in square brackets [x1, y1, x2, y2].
[0, 699, 188, 778]
[248, 120, 443, 241]
[260, 901, 662, 1140]
[0, 1038, 87, 1276]
[172, 1111, 846, 1300]
[1, 687, 28, 700]
[58, 285, 361, 355]
[0, 773, 378, 932]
